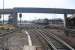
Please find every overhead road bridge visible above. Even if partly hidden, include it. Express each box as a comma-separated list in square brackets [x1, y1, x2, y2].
[0, 7, 75, 26]
[0, 8, 75, 14]
[14, 7, 75, 14]
[12, 7, 75, 28]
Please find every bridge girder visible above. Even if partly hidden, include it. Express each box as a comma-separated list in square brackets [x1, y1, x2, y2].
[14, 8, 75, 14]
[0, 8, 75, 14]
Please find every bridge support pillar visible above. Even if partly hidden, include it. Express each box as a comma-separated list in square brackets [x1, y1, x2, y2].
[64, 13, 69, 36]
[8, 12, 17, 25]
[64, 13, 67, 28]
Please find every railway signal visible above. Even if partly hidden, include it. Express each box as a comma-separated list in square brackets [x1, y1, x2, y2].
[19, 13, 22, 29]
[19, 13, 22, 18]
[19, 13, 22, 24]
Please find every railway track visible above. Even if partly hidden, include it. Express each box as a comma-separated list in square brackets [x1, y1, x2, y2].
[0, 23, 74, 50]
[0, 29, 20, 50]
[27, 29, 49, 48]
[27, 29, 74, 50]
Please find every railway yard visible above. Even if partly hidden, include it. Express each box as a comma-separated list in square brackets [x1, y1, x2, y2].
[0, 23, 75, 50]
[0, 7, 75, 50]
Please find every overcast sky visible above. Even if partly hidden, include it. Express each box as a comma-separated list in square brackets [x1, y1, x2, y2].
[0, 0, 75, 21]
